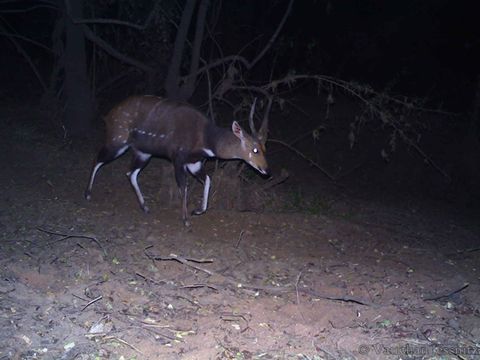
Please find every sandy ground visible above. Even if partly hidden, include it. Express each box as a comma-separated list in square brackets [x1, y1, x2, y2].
[1, 117, 480, 360]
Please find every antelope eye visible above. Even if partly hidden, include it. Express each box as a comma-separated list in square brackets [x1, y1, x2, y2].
[253, 147, 259, 154]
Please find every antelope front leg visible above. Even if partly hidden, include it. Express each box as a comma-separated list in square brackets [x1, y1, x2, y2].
[181, 186, 191, 227]
[175, 162, 191, 226]
[192, 174, 211, 216]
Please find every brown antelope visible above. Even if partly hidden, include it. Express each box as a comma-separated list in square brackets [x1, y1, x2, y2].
[85, 95, 271, 226]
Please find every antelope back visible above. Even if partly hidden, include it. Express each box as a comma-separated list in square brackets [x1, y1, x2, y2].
[104, 96, 210, 156]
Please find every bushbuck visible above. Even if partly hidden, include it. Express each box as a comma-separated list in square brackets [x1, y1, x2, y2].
[85, 95, 271, 226]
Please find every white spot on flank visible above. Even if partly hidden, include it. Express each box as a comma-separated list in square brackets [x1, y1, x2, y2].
[186, 162, 202, 174]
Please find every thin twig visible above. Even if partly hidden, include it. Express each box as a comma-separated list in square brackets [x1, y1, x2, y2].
[135, 272, 165, 286]
[180, 283, 219, 291]
[423, 283, 469, 301]
[268, 138, 335, 180]
[81, 24, 152, 72]
[250, 0, 295, 68]
[260, 169, 289, 190]
[37, 227, 106, 256]
[104, 336, 144, 355]
[235, 230, 245, 249]
[67, 0, 162, 30]
[0, 23, 47, 91]
[0, 31, 53, 53]
[146, 252, 213, 275]
[81, 295, 103, 311]
[295, 270, 303, 306]
[146, 250, 373, 306]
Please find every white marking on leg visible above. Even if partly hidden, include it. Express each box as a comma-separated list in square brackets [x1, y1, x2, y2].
[129, 168, 145, 207]
[186, 161, 202, 174]
[201, 175, 211, 212]
[86, 162, 104, 198]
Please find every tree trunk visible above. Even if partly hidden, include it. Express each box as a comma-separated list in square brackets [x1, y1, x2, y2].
[165, 0, 197, 100]
[165, 0, 209, 101]
[63, 0, 95, 137]
[181, 0, 209, 100]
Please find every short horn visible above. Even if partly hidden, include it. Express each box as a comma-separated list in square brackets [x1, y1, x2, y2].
[258, 97, 272, 143]
[248, 97, 258, 135]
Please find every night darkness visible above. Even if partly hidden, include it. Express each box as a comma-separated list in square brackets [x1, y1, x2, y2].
[1, 1, 480, 358]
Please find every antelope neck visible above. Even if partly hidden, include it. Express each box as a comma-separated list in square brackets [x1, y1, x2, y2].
[206, 125, 241, 160]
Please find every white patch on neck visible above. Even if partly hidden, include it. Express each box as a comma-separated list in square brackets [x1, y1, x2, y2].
[202, 148, 215, 157]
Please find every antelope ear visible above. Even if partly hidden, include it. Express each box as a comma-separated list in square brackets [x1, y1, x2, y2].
[232, 121, 244, 140]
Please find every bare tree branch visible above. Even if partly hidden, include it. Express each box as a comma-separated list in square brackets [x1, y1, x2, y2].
[182, 0, 295, 82]
[183, 55, 250, 81]
[250, 0, 295, 68]
[183, 0, 209, 98]
[0, 23, 47, 91]
[63, 0, 153, 73]
[0, 31, 53, 53]
[69, 2, 159, 30]
[81, 23, 152, 73]
[165, 0, 197, 98]
[0, 3, 57, 13]
[268, 138, 335, 180]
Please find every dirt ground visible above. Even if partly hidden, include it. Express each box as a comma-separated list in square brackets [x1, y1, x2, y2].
[1, 106, 480, 360]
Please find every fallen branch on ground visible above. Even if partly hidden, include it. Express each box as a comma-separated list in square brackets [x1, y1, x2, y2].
[145, 249, 374, 306]
[37, 227, 106, 256]
[423, 283, 469, 301]
[146, 252, 214, 275]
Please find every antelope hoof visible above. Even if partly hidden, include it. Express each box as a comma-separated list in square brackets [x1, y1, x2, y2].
[183, 219, 191, 227]
[191, 208, 206, 216]
[84, 191, 91, 201]
[141, 204, 150, 213]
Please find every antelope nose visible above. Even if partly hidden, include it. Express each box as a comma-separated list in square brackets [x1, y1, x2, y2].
[261, 167, 271, 177]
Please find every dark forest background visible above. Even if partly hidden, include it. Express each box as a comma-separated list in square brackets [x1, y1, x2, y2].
[1, 0, 479, 210]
